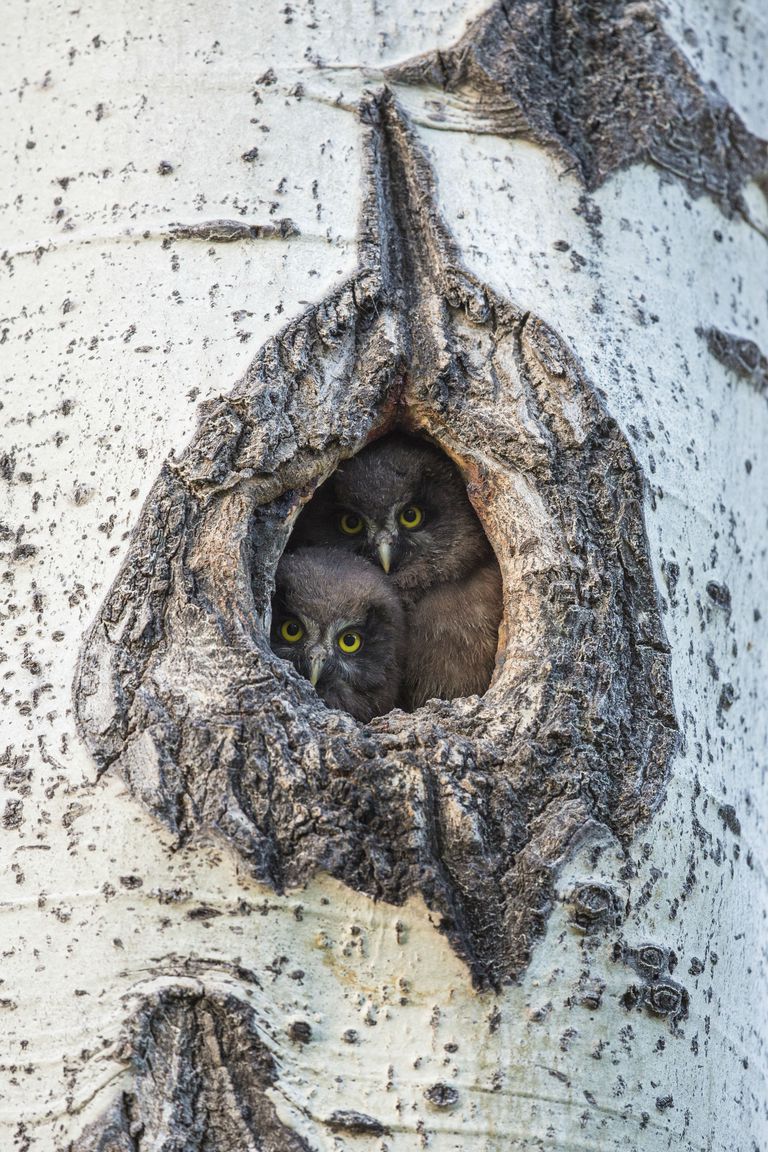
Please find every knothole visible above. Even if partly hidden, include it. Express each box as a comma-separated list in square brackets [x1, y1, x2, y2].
[74, 92, 677, 987]
[269, 431, 503, 723]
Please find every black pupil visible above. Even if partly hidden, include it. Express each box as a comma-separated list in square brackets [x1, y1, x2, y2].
[346, 515, 359, 528]
[406, 507, 416, 520]
[287, 622, 299, 636]
[343, 634, 355, 646]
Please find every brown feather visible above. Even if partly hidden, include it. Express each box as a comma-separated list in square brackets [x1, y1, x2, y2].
[403, 560, 502, 709]
[288, 434, 503, 711]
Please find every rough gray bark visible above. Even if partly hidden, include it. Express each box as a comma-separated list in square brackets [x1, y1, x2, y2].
[74, 986, 312, 1152]
[74, 92, 677, 999]
[388, 0, 768, 219]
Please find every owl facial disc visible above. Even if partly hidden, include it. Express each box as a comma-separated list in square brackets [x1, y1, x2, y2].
[270, 548, 406, 722]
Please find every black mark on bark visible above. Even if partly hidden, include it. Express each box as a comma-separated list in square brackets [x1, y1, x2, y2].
[72, 987, 313, 1151]
[424, 1083, 460, 1109]
[616, 941, 688, 1028]
[328, 1111, 390, 1136]
[567, 883, 623, 933]
[167, 217, 299, 242]
[700, 327, 768, 399]
[387, 0, 768, 215]
[718, 803, 741, 837]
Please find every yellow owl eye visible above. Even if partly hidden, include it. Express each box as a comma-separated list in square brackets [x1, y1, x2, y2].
[339, 512, 364, 536]
[399, 505, 423, 530]
[337, 630, 363, 654]
[280, 619, 304, 644]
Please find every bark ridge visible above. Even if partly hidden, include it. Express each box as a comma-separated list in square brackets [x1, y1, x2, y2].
[72, 986, 312, 1151]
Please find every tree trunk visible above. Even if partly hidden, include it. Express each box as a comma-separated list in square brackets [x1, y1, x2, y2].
[1, 2, 766, 1149]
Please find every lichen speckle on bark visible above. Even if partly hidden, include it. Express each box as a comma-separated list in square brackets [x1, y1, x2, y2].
[74, 91, 677, 992]
[386, 0, 768, 216]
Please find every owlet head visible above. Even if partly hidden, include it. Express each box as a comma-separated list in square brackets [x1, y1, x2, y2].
[290, 434, 492, 596]
[270, 547, 405, 722]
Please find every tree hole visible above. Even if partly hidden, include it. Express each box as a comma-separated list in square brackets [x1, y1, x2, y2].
[269, 432, 503, 722]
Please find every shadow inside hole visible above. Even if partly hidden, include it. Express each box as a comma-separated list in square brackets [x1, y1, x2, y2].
[269, 431, 503, 722]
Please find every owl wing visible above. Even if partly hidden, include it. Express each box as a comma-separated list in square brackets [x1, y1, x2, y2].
[404, 560, 502, 709]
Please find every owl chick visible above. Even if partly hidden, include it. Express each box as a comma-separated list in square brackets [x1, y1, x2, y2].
[270, 547, 405, 722]
[290, 434, 502, 709]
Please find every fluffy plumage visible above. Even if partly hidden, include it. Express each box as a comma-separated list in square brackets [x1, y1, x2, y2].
[404, 563, 502, 707]
[290, 434, 502, 709]
[271, 547, 405, 722]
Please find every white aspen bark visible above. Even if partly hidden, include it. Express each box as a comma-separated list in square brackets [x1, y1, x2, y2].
[1, 1, 766, 1149]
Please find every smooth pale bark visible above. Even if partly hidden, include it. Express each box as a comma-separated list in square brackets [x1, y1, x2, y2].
[1, 1, 766, 1149]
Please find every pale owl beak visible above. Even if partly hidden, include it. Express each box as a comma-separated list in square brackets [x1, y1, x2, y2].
[309, 652, 326, 687]
[377, 538, 392, 574]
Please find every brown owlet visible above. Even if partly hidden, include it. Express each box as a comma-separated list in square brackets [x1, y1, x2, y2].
[270, 547, 406, 722]
[289, 434, 502, 709]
